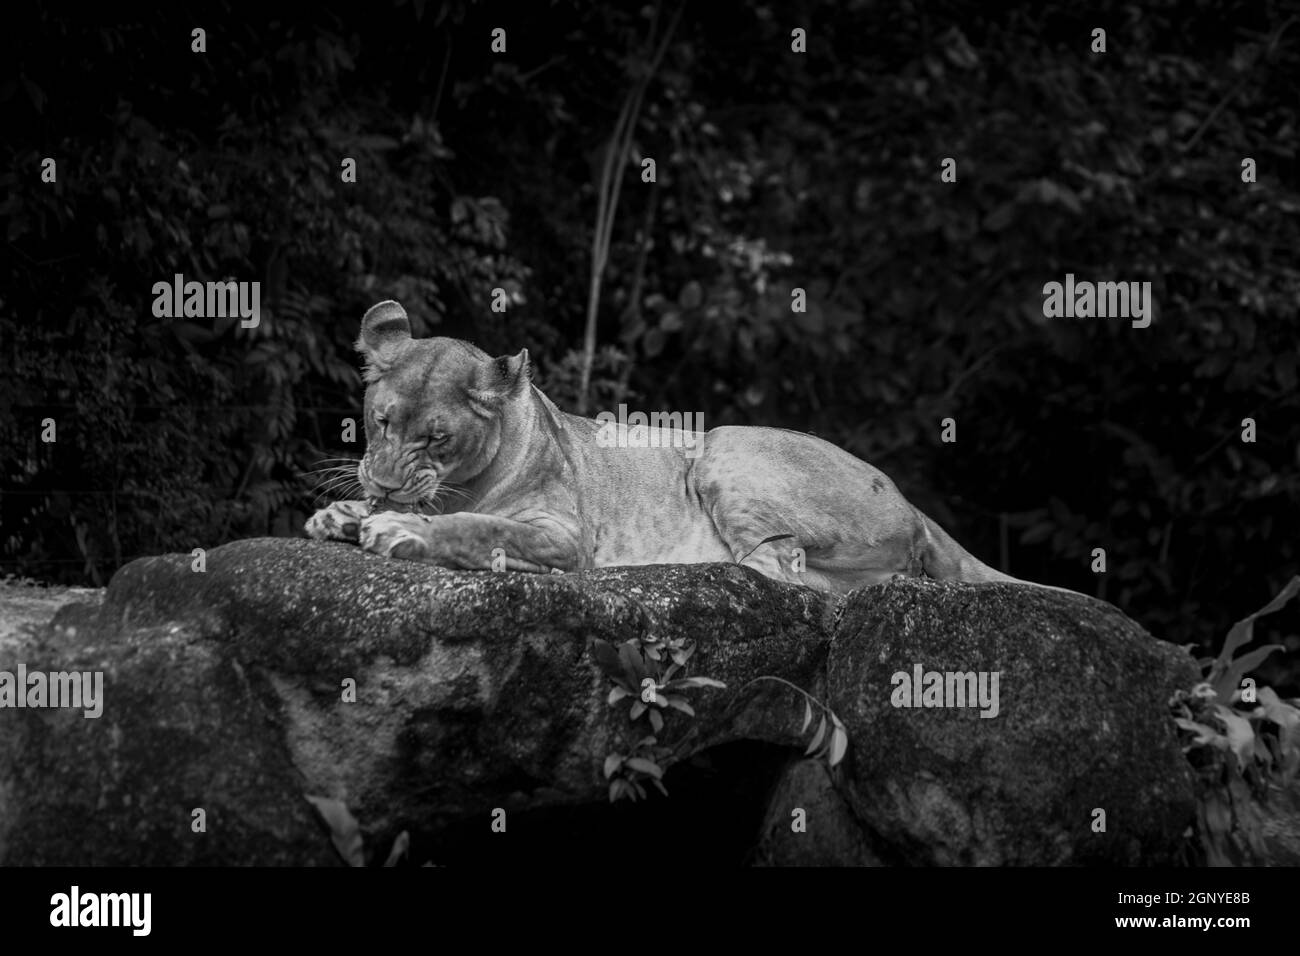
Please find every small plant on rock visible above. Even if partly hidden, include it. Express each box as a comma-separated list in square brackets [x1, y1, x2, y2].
[1169, 576, 1300, 865]
[589, 635, 725, 802]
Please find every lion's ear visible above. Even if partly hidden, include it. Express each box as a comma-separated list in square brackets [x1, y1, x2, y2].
[355, 300, 412, 375]
[466, 348, 531, 416]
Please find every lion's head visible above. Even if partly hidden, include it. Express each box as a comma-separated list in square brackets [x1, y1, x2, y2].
[352, 300, 530, 512]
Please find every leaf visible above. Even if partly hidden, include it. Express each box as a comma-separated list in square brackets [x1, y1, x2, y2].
[801, 700, 813, 733]
[649, 709, 664, 733]
[305, 795, 365, 867]
[1213, 645, 1285, 702]
[21, 78, 45, 113]
[589, 639, 626, 684]
[626, 757, 664, 779]
[1203, 794, 1232, 838]
[650, 777, 669, 797]
[171, 321, 217, 346]
[678, 280, 702, 309]
[664, 676, 727, 691]
[643, 327, 666, 357]
[618, 641, 646, 687]
[629, 700, 647, 721]
[829, 726, 848, 766]
[608, 686, 629, 705]
[1174, 717, 1225, 747]
[603, 754, 623, 779]
[666, 697, 695, 717]
[1215, 705, 1256, 769]
[1036, 178, 1082, 214]
[383, 831, 410, 867]
[1213, 577, 1300, 674]
[1019, 522, 1053, 546]
[982, 202, 1016, 232]
[805, 716, 827, 756]
[1257, 687, 1300, 731]
[1255, 734, 1275, 768]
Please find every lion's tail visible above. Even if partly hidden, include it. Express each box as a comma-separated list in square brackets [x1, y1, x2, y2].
[916, 509, 1075, 594]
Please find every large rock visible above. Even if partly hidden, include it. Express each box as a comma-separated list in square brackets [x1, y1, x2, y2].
[0, 537, 1198, 865]
[829, 583, 1197, 864]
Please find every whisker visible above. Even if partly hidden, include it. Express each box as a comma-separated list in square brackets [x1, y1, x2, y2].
[311, 462, 360, 471]
[317, 480, 361, 496]
[314, 468, 360, 481]
[313, 476, 361, 493]
[435, 485, 473, 501]
[300, 463, 359, 475]
[311, 481, 364, 507]
[300, 471, 359, 484]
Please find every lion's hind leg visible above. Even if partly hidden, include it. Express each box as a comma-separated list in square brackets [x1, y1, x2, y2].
[693, 427, 920, 593]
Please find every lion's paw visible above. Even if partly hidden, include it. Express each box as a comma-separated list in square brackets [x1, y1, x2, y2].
[305, 500, 372, 543]
[360, 511, 433, 562]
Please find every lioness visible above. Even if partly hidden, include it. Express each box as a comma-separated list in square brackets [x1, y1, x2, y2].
[306, 300, 1065, 595]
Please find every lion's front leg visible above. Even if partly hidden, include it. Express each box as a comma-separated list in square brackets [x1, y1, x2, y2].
[305, 499, 372, 544]
[358, 511, 437, 562]
[359, 511, 580, 573]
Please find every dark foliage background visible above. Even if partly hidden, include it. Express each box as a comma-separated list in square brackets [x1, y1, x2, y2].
[3, 0, 1298, 680]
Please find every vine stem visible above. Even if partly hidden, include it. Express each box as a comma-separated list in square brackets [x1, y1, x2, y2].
[738, 675, 835, 718]
[577, 0, 685, 415]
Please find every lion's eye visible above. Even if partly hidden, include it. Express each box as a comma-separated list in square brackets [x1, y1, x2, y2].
[430, 432, 449, 445]
[376, 415, 389, 428]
